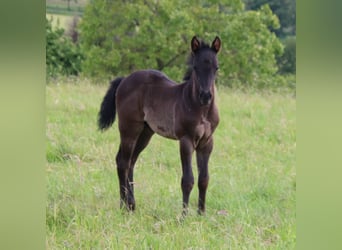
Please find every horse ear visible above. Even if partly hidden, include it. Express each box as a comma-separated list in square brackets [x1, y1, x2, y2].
[191, 36, 201, 53]
[211, 36, 221, 53]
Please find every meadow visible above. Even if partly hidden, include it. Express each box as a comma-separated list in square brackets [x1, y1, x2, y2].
[46, 79, 296, 249]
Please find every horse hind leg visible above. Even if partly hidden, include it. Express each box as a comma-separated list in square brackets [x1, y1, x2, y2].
[116, 122, 144, 211]
[116, 143, 135, 211]
[116, 122, 154, 211]
[126, 123, 154, 210]
[131, 123, 154, 165]
[115, 146, 127, 210]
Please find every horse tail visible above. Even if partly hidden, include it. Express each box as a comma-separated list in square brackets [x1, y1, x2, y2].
[98, 77, 124, 131]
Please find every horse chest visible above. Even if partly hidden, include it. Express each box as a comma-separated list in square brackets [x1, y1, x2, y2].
[192, 116, 213, 146]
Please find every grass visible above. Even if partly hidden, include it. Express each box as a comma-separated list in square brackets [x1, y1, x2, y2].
[46, 78, 296, 249]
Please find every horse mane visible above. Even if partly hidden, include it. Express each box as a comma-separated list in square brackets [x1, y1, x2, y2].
[182, 40, 211, 81]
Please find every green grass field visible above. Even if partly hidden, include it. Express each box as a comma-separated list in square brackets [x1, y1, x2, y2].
[46, 79, 296, 249]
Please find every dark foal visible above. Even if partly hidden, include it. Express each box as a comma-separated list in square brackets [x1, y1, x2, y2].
[98, 36, 221, 215]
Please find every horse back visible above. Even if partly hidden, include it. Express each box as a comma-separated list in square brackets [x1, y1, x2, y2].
[115, 70, 181, 132]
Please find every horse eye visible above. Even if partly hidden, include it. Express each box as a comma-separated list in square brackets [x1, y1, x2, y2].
[215, 66, 219, 71]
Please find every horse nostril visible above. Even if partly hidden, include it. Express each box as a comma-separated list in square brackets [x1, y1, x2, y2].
[199, 91, 212, 105]
[201, 91, 211, 99]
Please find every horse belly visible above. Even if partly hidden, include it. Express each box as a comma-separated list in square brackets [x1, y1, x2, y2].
[143, 107, 177, 139]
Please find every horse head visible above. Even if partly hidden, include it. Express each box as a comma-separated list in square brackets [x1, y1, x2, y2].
[190, 36, 221, 106]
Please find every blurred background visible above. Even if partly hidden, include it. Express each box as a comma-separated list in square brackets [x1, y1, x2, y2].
[46, 0, 295, 91]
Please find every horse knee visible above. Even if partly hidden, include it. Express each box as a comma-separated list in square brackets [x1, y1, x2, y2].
[181, 176, 194, 193]
[198, 175, 209, 191]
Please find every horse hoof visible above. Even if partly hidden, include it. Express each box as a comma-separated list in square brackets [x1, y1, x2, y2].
[181, 208, 189, 217]
[128, 203, 135, 211]
[197, 209, 206, 216]
[120, 200, 135, 212]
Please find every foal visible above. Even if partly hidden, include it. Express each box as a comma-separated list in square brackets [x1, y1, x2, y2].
[98, 36, 221, 214]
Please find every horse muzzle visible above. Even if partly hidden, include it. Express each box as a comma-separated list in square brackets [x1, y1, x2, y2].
[199, 90, 212, 106]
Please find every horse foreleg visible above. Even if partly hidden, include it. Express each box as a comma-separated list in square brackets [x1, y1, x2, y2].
[179, 137, 195, 215]
[196, 138, 213, 215]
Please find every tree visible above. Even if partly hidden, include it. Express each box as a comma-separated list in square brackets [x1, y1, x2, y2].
[277, 36, 296, 74]
[80, 0, 283, 87]
[46, 17, 84, 78]
[244, 0, 296, 38]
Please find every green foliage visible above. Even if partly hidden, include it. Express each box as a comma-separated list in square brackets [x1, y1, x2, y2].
[79, 0, 284, 87]
[220, 4, 283, 87]
[46, 81, 296, 249]
[244, 0, 296, 38]
[46, 17, 84, 78]
[277, 36, 296, 75]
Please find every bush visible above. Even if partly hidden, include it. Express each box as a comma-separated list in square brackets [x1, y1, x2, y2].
[277, 36, 296, 74]
[46, 17, 84, 78]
